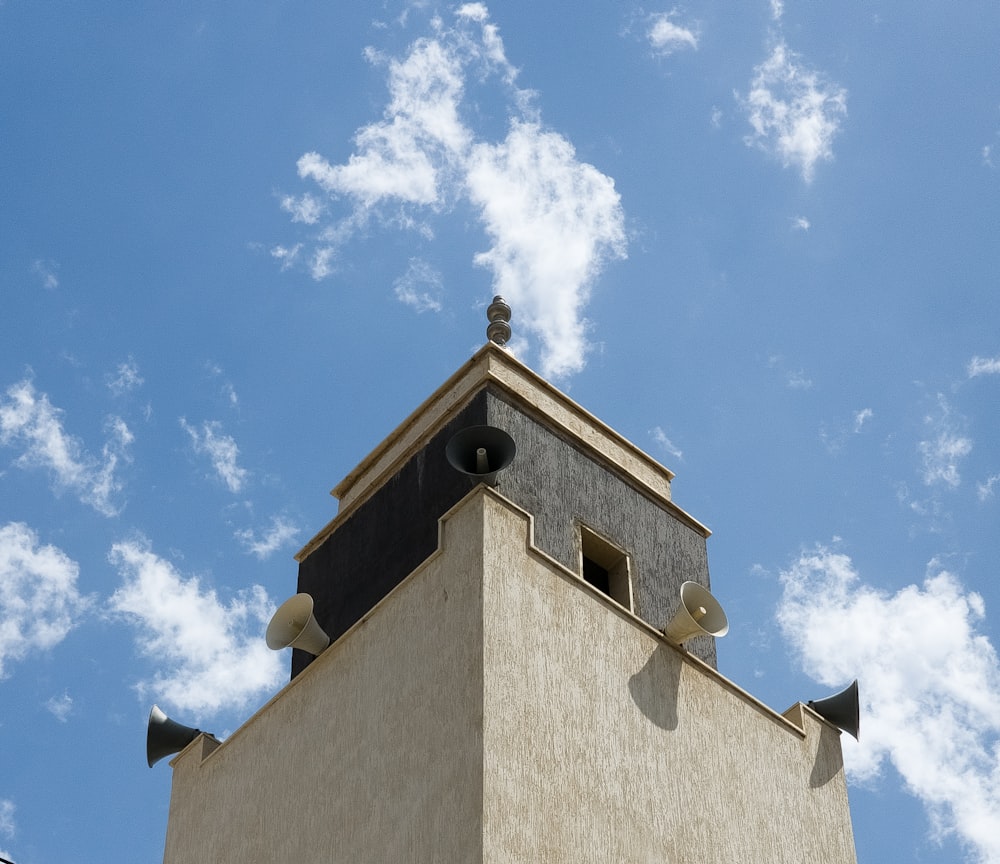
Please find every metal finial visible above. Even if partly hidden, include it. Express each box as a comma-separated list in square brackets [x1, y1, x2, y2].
[486, 295, 511, 346]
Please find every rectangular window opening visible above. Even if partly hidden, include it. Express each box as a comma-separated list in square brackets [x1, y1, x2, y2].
[579, 525, 633, 612]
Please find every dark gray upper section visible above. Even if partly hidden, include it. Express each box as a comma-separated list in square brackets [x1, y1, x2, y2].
[294, 384, 715, 678]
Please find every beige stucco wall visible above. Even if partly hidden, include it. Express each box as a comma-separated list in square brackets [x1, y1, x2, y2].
[480, 491, 857, 864]
[161, 494, 487, 864]
[161, 488, 855, 863]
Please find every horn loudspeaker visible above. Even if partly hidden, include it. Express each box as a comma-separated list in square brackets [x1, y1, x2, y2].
[266, 593, 330, 656]
[445, 425, 516, 487]
[808, 679, 860, 740]
[663, 581, 729, 645]
[147, 705, 201, 768]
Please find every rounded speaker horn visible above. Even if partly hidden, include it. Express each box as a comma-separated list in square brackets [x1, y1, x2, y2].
[147, 705, 202, 768]
[266, 593, 330, 656]
[808, 679, 860, 740]
[663, 581, 729, 646]
[445, 425, 516, 487]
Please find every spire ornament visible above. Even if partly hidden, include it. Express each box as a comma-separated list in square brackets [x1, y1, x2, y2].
[486, 295, 511, 346]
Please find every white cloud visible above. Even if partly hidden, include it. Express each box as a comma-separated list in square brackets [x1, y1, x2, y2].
[0, 379, 130, 516]
[108, 539, 284, 716]
[769, 0, 784, 21]
[819, 408, 875, 455]
[394, 258, 444, 312]
[280, 193, 324, 224]
[920, 433, 972, 487]
[919, 395, 972, 488]
[0, 522, 90, 679]
[776, 546, 1000, 864]
[821, 408, 875, 454]
[45, 691, 74, 722]
[739, 40, 847, 182]
[32, 258, 59, 290]
[105, 357, 144, 396]
[978, 475, 1000, 502]
[204, 362, 239, 409]
[0, 797, 14, 838]
[295, 34, 469, 210]
[650, 426, 683, 461]
[235, 516, 300, 560]
[467, 122, 626, 377]
[646, 11, 699, 55]
[968, 355, 1000, 377]
[91, 416, 134, 512]
[180, 418, 248, 493]
[283, 5, 626, 379]
[984, 130, 1000, 170]
[271, 243, 303, 270]
[791, 215, 810, 231]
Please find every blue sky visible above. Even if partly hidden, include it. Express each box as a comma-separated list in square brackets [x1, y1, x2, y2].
[2, 2, 999, 861]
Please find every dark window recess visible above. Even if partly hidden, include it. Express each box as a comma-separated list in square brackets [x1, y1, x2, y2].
[579, 526, 632, 611]
[582, 556, 611, 594]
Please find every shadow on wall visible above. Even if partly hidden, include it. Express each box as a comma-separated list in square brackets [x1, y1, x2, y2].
[628, 644, 682, 731]
[809, 724, 845, 788]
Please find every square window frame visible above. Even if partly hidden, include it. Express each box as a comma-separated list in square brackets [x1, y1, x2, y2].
[577, 522, 634, 613]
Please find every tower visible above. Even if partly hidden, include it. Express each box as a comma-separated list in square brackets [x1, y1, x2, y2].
[157, 312, 858, 863]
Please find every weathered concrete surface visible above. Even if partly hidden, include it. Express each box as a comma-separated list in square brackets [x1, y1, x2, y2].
[162, 494, 486, 864]
[480, 491, 857, 864]
[162, 489, 856, 864]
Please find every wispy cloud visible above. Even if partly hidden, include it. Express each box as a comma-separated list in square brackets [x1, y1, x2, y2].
[204, 362, 239, 408]
[776, 546, 1000, 864]
[984, 126, 1000, 170]
[0, 522, 90, 679]
[271, 243, 302, 270]
[920, 434, 973, 488]
[235, 515, 300, 560]
[968, 355, 1000, 378]
[739, 40, 847, 182]
[0, 798, 14, 849]
[281, 4, 626, 378]
[108, 538, 284, 715]
[180, 418, 248, 493]
[791, 215, 810, 231]
[31, 259, 59, 290]
[394, 258, 444, 312]
[853, 407, 873, 433]
[919, 395, 972, 488]
[0, 379, 131, 516]
[280, 192, 325, 224]
[645, 11, 699, 55]
[768, 354, 813, 390]
[978, 475, 1000, 502]
[105, 357, 144, 396]
[45, 691, 74, 722]
[650, 426, 683, 461]
[822, 407, 874, 454]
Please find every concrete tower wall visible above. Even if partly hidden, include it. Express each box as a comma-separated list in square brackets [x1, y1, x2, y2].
[163, 496, 488, 863]
[484, 388, 716, 665]
[297, 366, 717, 675]
[480, 491, 856, 864]
[293, 392, 488, 677]
[162, 489, 855, 864]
